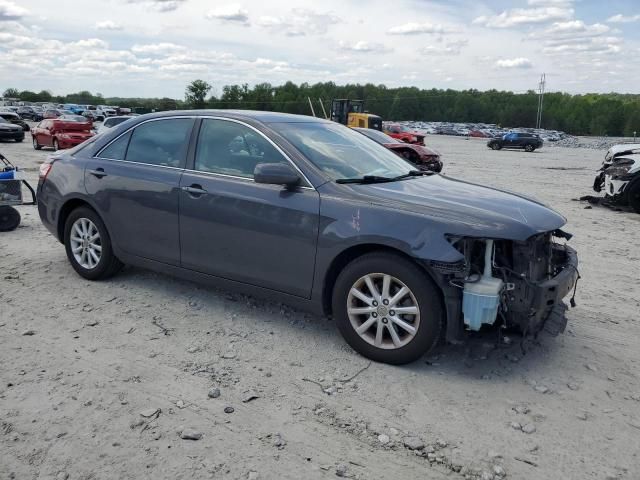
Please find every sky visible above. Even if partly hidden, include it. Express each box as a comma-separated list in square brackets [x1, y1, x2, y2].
[1, 0, 639, 98]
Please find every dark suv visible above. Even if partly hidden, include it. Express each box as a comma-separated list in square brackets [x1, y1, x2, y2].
[37, 111, 578, 364]
[487, 132, 543, 152]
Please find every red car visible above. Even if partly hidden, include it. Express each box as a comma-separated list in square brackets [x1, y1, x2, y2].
[382, 123, 426, 145]
[354, 127, 443, 173]
[32, 116, 95, 151]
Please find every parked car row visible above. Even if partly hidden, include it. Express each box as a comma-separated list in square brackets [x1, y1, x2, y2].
[391, 120, 569, 143]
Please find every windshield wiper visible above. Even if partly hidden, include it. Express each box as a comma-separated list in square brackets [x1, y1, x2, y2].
[335, 175, 394, 184]
[336, 170, 433, 184]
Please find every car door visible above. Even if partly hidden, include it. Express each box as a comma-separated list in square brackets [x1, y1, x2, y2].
[39, 121, 52, 146]
[84, 117, 195, 266]
[179, 118, 320, 298]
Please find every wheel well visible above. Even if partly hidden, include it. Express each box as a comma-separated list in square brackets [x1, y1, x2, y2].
[57, 199, 93, 243]
[321, 244, 443, 316]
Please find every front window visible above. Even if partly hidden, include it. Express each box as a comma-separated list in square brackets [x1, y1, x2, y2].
[271, 122, 414, 181]
[195, 119, 288, 178]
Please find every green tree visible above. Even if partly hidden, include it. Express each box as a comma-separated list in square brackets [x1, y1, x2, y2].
[185, 80, 212, 109]
[3, 88, 20, 98]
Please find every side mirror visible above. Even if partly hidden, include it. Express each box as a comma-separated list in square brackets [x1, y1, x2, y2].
[254, 163, 301, 188]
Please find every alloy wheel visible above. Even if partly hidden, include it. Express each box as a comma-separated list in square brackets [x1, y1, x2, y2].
[70, 218, 102, 269]
[347, 273, 420, 350]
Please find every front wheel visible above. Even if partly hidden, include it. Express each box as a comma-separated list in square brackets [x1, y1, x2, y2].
[491, 143, 502, 150]
[64, 207, 123, 280]
[332, 253, 443, 365]
[15, 138, 23, 143]
[33, 137, 41, 150]
[627, 179, 640, 214]
[53, 138, 60, 151]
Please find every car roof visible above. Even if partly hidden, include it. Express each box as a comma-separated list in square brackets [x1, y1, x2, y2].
[139, 109, 330, 125]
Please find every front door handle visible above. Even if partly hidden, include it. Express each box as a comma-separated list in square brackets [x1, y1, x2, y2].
[182, 184, 208, 196]
[89, 168, 107, 178]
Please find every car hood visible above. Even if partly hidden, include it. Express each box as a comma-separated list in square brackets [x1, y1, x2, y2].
[340, 174, 566, 241]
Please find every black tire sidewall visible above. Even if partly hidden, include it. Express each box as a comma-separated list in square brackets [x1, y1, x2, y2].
[64, 207, 117, 280]
[332, 253, 443, 365]
[627, 179, 640, 213]
[0, 206, 20, 232]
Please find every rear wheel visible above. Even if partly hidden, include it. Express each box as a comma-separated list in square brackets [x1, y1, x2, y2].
[627, 179, 640, 213]
[15, 138, 23, 143]
[0, 206, 21, 232]
[332, 252, 443, 365]
[524, 144, 535, 152]
[64, 207, 123, 280]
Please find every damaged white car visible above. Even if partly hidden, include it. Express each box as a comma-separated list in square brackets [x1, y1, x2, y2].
[593, 143, 640, 213]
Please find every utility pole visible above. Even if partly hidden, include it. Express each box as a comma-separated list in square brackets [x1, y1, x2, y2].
[536, 73, 546, 130]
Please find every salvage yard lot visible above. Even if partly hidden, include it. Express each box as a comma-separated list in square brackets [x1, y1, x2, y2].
[1, 135, 639, 480]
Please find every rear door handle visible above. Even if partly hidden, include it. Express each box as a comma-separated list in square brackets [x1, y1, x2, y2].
[182, 184, 208, 196]
[89, 168, 107, 178]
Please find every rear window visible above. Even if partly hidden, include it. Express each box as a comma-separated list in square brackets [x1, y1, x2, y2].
[125, 118, 194, 168]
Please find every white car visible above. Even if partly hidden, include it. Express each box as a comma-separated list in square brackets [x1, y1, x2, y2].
[593, 143, 640, 212]
[97, 116, 133, 135]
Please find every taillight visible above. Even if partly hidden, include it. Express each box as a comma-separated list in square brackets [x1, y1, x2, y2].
[39, 162, 52, 181]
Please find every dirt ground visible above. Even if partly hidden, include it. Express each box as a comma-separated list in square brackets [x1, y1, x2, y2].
[1, 131, 639, 480]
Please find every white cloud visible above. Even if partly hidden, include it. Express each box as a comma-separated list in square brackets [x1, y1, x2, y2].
[495, 57, 533, 69]
[256, 9, 341, 36]
[337, 40, 391, 53]
[420, 39, 468, 55]
[206, 4, 250, 25]
[527, 0, 574, 5]
[607, 14, 640, 24]
[131, 42, 186, 54]
[95, 20, 123, 31]
[473, 7, 573, 28]
[0, 0, 28, 21]
[387, 22, 452, 35]
[125, 0, 186, 12]
[543, 20, 610, 37]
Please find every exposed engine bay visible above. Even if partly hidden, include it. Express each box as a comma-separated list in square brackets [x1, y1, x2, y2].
[447, 231, 579, 336]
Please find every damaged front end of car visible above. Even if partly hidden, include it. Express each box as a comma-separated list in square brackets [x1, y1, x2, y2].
[441, 230, 579, 339]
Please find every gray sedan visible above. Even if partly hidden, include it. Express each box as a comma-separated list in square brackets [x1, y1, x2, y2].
[37, 110, 578, 364]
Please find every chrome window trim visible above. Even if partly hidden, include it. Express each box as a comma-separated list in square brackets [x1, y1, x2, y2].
[94, 114, 315, 190]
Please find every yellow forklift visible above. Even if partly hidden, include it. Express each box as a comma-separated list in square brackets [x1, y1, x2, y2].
[330, 99, 382, 131]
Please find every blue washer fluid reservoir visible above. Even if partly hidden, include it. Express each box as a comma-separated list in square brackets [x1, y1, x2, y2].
[462, 240, 503, 331]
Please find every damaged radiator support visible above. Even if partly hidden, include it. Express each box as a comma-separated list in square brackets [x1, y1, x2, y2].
[451, 232, 578, 336]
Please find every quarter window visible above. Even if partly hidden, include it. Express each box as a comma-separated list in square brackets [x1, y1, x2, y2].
[195, 119, 288, 178]
[99, 131, 132, 160]
[125, 118, 194, 168]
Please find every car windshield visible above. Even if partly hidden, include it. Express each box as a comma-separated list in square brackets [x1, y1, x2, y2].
[355, 128, 403, 144]
[0, 118, 8, 124]
[271, 122, 414, 181]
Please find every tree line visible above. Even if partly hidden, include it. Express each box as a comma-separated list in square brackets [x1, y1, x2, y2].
[4, 82, 639, 136]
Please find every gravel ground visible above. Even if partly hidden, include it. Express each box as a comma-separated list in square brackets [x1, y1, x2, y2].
[1, 132, 639, 480]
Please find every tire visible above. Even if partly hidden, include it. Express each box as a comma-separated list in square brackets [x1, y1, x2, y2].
[627, 179, 640, 214]
[332, 252, 444, 365]
[15, 138, 23, 143]
[33, 136, 41, 150]
[63, 206, 123, 280]
[53, 138, 60, 151]
[524, 144, 535, 152]
[0, 206, 21, 232]
[491, 143, 502, 150]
